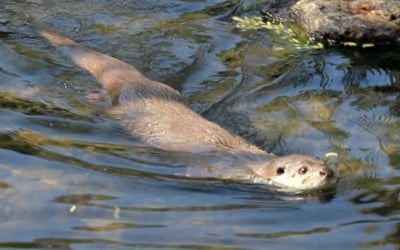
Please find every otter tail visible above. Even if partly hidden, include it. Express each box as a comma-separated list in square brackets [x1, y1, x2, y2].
[40, 30, 145, 94]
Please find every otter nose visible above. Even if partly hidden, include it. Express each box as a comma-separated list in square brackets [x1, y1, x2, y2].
[320, 167, 334, 179]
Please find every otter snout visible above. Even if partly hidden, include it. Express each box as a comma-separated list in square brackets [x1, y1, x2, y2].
[319, 167, 334, 179]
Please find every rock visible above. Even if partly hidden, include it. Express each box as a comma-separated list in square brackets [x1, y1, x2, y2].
[261, 0, 400, 45]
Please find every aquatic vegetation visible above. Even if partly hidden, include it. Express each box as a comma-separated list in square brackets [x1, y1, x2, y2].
[233, 16, 377, 49]
[232, 16, 324, 50]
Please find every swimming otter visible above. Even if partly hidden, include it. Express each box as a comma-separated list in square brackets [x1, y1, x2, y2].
[39, 30, 334, 190]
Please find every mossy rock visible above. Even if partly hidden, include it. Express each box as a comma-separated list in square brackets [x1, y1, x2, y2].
[261, 0, 400, 45]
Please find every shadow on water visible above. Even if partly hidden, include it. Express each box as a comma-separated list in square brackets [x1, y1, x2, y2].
[0, 239, 250, 250]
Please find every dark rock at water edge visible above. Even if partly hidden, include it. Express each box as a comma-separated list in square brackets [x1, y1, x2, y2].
[261, 0, 400, 45]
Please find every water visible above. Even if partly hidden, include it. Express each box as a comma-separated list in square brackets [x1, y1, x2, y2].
[1, 0, 400, 249]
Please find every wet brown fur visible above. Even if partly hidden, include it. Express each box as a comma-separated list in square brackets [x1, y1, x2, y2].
[40, 30, 263, 153]
[40, 30, 334, 189]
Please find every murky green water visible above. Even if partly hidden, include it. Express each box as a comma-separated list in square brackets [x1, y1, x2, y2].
[1, 0, 400, 249]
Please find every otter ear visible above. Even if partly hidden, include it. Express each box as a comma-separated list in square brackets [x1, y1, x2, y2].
[250, 161, 276, 178]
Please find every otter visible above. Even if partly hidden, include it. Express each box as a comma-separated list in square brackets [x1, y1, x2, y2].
[39, 30, 334, 190]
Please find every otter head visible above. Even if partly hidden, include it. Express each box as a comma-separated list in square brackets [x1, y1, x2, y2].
[252, 154, 335, 190]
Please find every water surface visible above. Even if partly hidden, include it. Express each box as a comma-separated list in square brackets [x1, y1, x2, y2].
[1, 0, 400, 249]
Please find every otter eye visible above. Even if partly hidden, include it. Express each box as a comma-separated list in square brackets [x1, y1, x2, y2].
[299, 166, 308, 175]
[276, 167, 285, 175]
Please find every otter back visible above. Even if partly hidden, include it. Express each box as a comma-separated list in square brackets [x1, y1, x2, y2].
[40, 30, 262, 154]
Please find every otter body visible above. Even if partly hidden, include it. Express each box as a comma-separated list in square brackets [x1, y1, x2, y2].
[40, 30, 334, 190]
